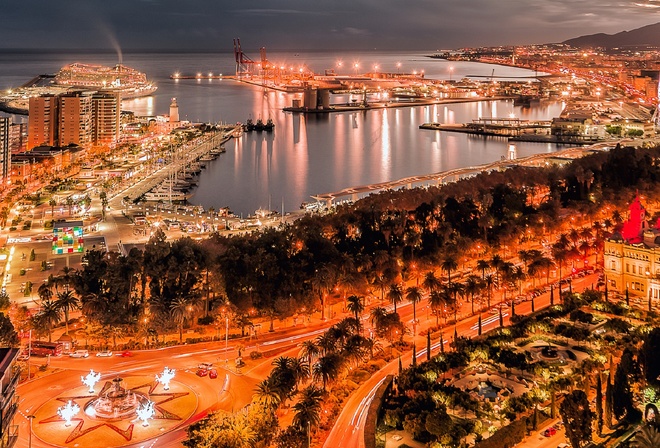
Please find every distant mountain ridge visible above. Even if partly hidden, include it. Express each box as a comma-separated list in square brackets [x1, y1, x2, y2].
[563, 22, 660, 48]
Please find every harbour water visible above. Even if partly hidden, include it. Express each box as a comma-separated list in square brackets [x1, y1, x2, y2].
[0, 51, 564, 215]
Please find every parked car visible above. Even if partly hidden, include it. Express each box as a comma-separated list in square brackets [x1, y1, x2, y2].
[196, 368, 209, 377]
[208, 369, 218, 379]
[96, 350, 113, 357]
[70, 350, 89, 358]
[117, 351, 133, 357]
[198, 362, 213, 370]
[543, 427, 557, 437]
[17, 351, 29, 361]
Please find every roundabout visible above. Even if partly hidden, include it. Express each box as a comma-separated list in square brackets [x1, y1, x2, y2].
[31, 375, 197, 447]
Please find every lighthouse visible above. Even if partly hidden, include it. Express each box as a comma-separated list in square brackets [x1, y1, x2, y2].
[169, 98, 180, 123]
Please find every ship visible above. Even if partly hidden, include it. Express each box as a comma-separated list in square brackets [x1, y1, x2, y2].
[54, 63, 157, 99]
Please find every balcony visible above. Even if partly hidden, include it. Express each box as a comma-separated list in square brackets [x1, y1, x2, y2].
[3, 424, 18, 448]
[1, 402, 17, 435]
[2, 371, 19, 397]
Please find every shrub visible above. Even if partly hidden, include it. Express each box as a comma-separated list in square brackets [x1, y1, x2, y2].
[197, 315, 214, 325]
[249, 351, 263, 360]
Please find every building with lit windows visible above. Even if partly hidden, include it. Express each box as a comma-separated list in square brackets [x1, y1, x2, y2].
[604, 196, 660, 300]
[0, 348, 20, 448]
[92, 92, 120, 145]
[27, 94, 59, 149]
[0, 117, 10, 184]
[28, 90, 120, 150]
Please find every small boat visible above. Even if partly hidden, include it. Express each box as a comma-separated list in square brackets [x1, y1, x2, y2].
[243, 119, 255, 132]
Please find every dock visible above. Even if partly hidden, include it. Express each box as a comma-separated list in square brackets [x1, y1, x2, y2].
[311, 143, 613, 207]
[420, 117, 551, 137]
[117, 125, 242, 203]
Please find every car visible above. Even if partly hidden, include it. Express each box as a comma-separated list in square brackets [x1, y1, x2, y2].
[17, 351, 29, 361]
[198, 362, 213, 370]
[70, 350, 89, 358]
[208, 369, 218, 379]
[557, 444, 569, 448]
[117, 351, 133, 357]
[96, 350, 113, 357]
[391, 435, 403, 441]
[543, 427, 557, 437]
[196, 368, 209, 377]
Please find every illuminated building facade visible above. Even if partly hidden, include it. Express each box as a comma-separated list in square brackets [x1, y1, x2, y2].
[28, 90, 120, 150]
[604, 196, 660, 300]
[0, 117, 10, 184]
[0, 348, 20, 448]
[52, 220, 84, 255]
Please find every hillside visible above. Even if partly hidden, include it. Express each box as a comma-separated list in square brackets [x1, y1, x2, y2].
[563, 22, 660, 48]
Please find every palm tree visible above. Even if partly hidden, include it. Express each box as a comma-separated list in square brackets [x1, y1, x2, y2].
[484, 274, 495, 308]
[37, 282, 53, 302]
[370, 306, 388, 330]
[311, 264, 336, 320]
[254, 379, 282, 409]
[429, 289, 450, 325]
[38, 298, 61, 342]
[422, 271, 441, 295]
[386, 283, 404, 313]
[631, 424, 660, 448]
[170, 297, 192, 343]
[293, 385, 324, 445]
[49, 198, 57, 218]
[346, 295, 364, 323]
[55, 290, 79, 335]
[476, 259, 490, 280]
[299, 340, 320, 366]
[464, 275, 483, 315]
[441, 255, 458, 287]
[288, 357, 311, 391]
[313, 353, 343, 391]
[405, 286, 423, 323]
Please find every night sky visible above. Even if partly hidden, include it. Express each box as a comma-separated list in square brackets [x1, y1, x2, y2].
[1, 0, 659, 52]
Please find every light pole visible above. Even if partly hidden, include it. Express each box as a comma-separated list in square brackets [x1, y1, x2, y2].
[225, 315, 229, 363]
[27, 414, 35, 448]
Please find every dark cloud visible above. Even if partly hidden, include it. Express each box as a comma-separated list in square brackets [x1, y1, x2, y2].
[1, 0, 658, 51]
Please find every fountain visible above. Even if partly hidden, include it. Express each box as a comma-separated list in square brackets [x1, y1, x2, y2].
[84, 377, 150, 421]
[136, 401, 155, 427]
[81, 370, 102, 394]
[155, 367, 175, 391]
[57, 400, 80, 427]
[540, 344, 559, 360]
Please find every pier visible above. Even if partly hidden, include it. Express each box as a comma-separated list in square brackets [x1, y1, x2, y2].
[311, 143, 613, 207]
[420, 117, 551, 137]
[117, 125, 241, 203]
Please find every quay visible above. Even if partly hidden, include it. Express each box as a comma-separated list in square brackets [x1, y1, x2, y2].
[311, 143, 616, 207]
[283, 96, 513, 114]
[420, 117, 551, 137]
[420, 119, 604, 145]
[115, 124, 241, 203]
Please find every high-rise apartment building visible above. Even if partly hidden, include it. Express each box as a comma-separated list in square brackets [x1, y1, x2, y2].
[93, 92, 120, 145]
[0, 348, 19, 448]
[58, 91, 93, 147]
[27, 94, 59, 149]
[28, 90, 120, 150]
[0, 117, 11, 184]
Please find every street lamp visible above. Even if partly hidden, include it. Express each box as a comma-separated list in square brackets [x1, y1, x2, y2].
[27, 414, 35, 448]
[449, 66, 454, 81]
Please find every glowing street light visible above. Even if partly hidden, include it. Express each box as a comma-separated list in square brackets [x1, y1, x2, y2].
[156, 367, 176, 391]
[81, 370, 101, 394]
[449, 66, 454, 81]
[396, 62, 401, 73]
[136, 401, 155, 427]
[354, 63, 359, 75]
[57, 401, 80, 427]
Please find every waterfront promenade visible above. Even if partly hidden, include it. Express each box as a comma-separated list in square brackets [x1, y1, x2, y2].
[311, 141, 614, 206]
